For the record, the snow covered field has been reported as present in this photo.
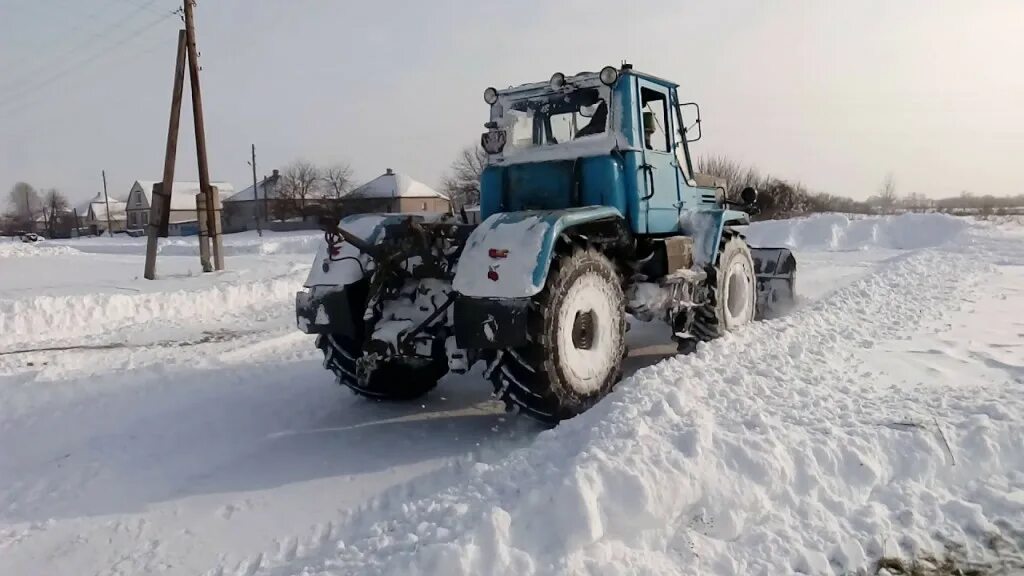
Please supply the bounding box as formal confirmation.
[1,215,1022,575]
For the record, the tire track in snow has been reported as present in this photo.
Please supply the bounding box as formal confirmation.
[250,231,1015,576]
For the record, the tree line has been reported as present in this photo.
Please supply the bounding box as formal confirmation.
[694,156,1024,220]
[439,146,1024,219]
[2,182,75,236]
[254,160,355,221]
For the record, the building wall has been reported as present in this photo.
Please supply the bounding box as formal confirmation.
[168,221,199,236]
[125,207,197,231]
[342,197,451,216]
[126,209,149,230]
[84,216,127,234]
[397,197,450,214]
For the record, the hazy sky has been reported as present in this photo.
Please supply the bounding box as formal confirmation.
[2,0,1022,206]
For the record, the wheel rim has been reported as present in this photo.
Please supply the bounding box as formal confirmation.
[724,257,753,327]
[556,272,619,395]
[571,310,596,350]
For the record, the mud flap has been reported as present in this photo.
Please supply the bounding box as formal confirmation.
[750,247,797,320]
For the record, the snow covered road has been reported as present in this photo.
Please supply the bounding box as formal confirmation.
[1,216,1022,575]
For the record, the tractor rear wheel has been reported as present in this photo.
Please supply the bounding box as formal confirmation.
[488,247,626,424]
[678,233,756,351]
[316,334,444,400]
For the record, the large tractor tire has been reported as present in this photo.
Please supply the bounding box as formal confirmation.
[488,247,626,424]
[680,233,757,350]
[316,333,445,400]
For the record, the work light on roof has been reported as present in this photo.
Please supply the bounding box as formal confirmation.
[484,86,498,105]
[549,72,566,90]
[600,66,618,86]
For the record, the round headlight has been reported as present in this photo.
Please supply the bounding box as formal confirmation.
[484,87,498,105]
[599,65,618,86]
[549,72,566,90]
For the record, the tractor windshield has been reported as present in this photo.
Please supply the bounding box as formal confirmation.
[498,87,608,153]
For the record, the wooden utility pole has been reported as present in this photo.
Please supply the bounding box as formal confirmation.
[183,0,223,271]
[144,29,187,280]
[102,170,113,236]
[251,144,262,237]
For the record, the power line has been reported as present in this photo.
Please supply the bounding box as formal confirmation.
[0,31,178,124]
[0,0,169,94]
[0,9,179,115]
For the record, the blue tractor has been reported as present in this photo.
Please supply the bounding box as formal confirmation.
[296,65,796,423]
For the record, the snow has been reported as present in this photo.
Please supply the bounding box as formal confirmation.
[2,214,1023,575]
[347,170,447,200]
[0,238,81,258]
[132,180,236,211]
[741,212,970,251]
[453,214,549,298]
[80,192,128,221]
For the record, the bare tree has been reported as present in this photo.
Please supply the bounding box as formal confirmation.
[6,182,42,231]
[441,144,488,208]
[277,160,322,219]
[878,173,897,214]
[696,155,764,201]
[321,163,355,200]
[40,188,73,236]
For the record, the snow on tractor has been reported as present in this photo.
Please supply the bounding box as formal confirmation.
[296,65,796,423]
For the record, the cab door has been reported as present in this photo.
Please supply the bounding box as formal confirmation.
[636,79,681,234]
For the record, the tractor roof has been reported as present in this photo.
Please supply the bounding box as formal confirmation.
[497,67,678,96]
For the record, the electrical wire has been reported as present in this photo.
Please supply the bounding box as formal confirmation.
[0,0,169,95]
[0,9,179,116]
[0,30,178,124]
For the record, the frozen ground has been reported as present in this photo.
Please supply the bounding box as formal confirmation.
[0,214,1021,575]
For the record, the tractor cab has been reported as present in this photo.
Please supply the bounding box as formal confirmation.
[479,65,718,235]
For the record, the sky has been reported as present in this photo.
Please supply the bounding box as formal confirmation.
[1,0,1022,207]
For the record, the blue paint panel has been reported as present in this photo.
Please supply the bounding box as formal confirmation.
[614,79,638,150]
[530,206,622,288]
[454,206,625,298]
[480,166,503,220]
[579,156,626,215]
[505,162,574,212]
[679,208,726,266]
[621,150,644,232]
[722,208,751,226]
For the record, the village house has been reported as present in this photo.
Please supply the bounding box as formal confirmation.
[221,170,282,233]
[77,192,127,235]
[344,168,450,215]
[125,180,234,236]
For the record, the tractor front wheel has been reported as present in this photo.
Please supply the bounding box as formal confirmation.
[678,233,756,351]
[488,247,626,424]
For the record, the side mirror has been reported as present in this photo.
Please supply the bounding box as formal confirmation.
[679,102,702,143]
[741,187,758,205]
[481,130,507,154]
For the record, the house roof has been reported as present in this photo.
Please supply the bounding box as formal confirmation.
[132,180,235,211]
[224,175,280,202]
[348,169,447,200]
[82,192,127,220]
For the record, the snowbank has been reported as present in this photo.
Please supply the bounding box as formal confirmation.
[0,240,81,258]
[267,224,1024,575]
[0,272,304,349]
[43,230,321,257]
[743,212,969,251]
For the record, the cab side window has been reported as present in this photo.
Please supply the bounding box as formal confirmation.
[640,87,670,153]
